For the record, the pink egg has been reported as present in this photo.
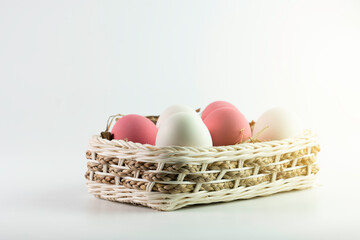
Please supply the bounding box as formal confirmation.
[111,114,158,145]
[203,107,251,146]
[201,101,237,120]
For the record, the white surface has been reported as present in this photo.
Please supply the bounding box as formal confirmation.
[1,0,360,239]
[1,160,360,240]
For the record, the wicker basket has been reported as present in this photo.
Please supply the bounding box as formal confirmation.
[85,115,320,211]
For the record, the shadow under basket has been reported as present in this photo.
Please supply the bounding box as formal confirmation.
[85,117,320,211]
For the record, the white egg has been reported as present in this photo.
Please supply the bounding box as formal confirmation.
[155,112,213,147]
[253,107,301,141]
[156,104,198,129]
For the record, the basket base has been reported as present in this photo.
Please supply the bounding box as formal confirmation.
[86,174,317,211]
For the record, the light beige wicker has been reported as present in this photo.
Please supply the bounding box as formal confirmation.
[85,115,320,211]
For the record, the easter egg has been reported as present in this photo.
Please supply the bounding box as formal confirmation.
[203,107,251,146]
[201,101,237,120]
[252,107,301,141]
[156,112,212,147]
[111,114,158,145]
[156,104,197,129]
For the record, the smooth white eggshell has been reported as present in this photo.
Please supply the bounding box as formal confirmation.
[156,112,212,147]
[156,104,198,129]
[253,107,301,141]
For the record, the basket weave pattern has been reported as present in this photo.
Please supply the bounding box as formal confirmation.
[85,126,320,210]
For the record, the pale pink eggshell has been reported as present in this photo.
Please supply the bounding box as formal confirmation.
[203,107,251,146]
[201,101,237,120]
[111,114,158,145]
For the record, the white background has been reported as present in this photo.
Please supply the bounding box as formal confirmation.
[1,0,359,239]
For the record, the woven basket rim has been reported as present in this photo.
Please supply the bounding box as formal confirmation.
[90,129,316,153]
